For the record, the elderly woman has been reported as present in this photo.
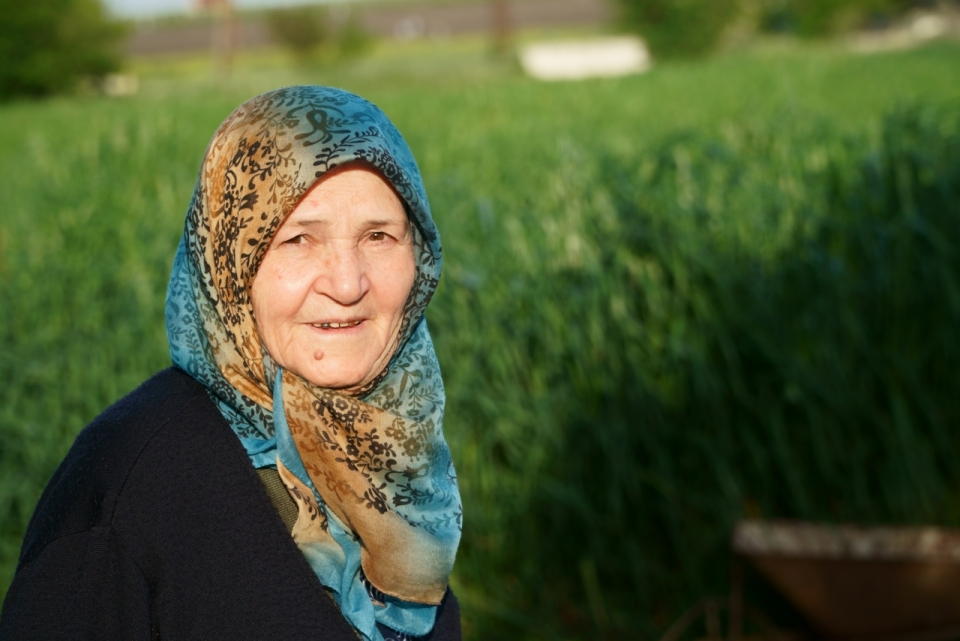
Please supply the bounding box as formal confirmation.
[0,87,462,641]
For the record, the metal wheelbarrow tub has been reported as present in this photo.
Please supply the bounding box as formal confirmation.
[733,520,960,640]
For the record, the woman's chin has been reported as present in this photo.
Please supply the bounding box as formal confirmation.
[292,350,380,390]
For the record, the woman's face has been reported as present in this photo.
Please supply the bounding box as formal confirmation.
[250,165,416,390]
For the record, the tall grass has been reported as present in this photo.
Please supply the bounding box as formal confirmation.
[2,39,960,638]
[436,106,960,637]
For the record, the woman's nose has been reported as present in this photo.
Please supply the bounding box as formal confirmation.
[313,247,369,304]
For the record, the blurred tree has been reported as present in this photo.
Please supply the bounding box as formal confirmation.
[336,16,373,60]
[266,5,373,64]
[617,0,741,58]
[0,0,126,100]
[265,5,328,62]
[759,0,933,36]
[793,0,890,35]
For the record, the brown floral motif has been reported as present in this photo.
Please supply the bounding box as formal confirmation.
[384,416,407,440]
[284,475,325,526]
[401,437,422,458]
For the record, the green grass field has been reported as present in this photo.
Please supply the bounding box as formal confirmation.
[2,35,960,638]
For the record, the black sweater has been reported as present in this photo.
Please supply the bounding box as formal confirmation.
[0,368,461,640]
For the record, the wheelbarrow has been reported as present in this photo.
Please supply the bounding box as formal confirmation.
[660,520,960,641]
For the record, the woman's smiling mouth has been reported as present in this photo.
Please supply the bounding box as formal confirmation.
[310,320,363,329]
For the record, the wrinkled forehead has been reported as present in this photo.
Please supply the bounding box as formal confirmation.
[280,162,414,233]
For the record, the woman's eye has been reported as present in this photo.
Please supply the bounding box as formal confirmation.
[283,234,307,245]
[369,231,387,242]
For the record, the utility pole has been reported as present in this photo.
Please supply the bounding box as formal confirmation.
[213,0,234,78]
[194,0,234,77]
[491,0,511,55]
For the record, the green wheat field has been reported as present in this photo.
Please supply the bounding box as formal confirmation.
[2,34,960,639]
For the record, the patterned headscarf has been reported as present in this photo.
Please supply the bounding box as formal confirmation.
[165,86,461,641]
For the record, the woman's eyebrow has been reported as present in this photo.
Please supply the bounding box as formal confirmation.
[287,218,402,228]
[362,219,400,228]
[289,218,329,228]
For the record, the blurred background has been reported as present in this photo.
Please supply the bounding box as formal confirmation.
[2,0,960,638]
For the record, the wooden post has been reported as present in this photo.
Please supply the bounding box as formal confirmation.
[212,0,234,78]
[729,556,743,641]
[491,0,510,55]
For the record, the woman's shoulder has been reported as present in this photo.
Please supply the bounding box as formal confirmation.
[77,367,219,452]
[18,367,238,568]
[53,366,220,482]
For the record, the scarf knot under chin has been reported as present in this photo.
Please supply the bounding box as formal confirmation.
[164,86,461,641]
